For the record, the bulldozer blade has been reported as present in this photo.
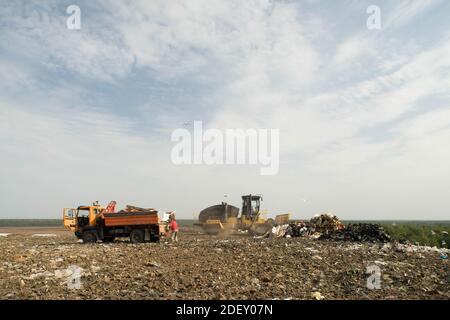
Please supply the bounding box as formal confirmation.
[249,223,273,236]
[201,223,224,235]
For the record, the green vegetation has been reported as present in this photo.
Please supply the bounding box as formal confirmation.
[176,219,197,227]
[380,223,450,248]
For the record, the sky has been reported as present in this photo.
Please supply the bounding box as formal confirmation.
[0,0,449,220]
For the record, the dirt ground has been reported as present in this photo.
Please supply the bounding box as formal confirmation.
[0,227,449,300]
[0,226,69,236]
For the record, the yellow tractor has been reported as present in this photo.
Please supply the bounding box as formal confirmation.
[197,194,288,236]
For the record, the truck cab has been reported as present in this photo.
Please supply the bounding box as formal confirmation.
[63,204,104,238]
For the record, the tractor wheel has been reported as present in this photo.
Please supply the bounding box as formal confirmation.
[130,229,145,243]
[82,231,98,243]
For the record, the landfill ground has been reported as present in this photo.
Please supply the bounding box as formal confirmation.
[0,227,449,300]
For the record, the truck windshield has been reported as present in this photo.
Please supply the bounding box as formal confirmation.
[77,209,89,217]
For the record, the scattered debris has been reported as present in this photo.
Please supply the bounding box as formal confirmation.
[374,260,387,266]
[0,227,449,300]
[311,291,325,300]
[27,271,54,280]
[54,268,73,279]
[146,261,161,268]
[385,242,450,254]
[31,234,57,237]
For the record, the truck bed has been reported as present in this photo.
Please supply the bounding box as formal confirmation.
[103,212,159,227]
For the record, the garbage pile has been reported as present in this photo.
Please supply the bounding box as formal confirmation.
[270,224,290,238]
[320,223,391,243]
[264,222,308,238]
[309,213,345,234]
[264,214,392,243]
[264,214,345,239]
[287,222,308,237]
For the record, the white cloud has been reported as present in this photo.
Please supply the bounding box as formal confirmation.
[0,59,34,91]
[384,0,445,29]
[0,0,449,219]
[334,36,369,64]
[0,1,134,82]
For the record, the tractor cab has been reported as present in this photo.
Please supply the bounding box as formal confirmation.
[241,194,263,221]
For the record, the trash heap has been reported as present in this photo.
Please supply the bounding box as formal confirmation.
[265,214,392,243]
[270,224,290,238]
[265,214,345,238]
[265,222,308,238]
[287,222,309,237]
[309,213,345,234]
[320,223,391,243]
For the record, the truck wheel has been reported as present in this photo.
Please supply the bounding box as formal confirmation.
[82,231,98,243]
[150,235,160,243]
[103,236,115,243]
[130,229,144,243]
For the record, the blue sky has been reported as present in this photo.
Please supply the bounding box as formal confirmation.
[1,0,449,219]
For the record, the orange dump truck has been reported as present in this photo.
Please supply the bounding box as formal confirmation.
[63,203,162,243]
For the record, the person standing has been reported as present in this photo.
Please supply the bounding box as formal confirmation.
[168,216,179,242]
